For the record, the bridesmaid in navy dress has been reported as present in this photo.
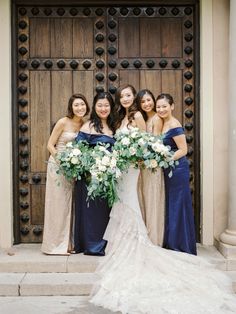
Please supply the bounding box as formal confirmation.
[155,93,197,255]
[74,92,116,256]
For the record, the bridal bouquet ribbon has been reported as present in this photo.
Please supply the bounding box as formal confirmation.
[57,128,177,206]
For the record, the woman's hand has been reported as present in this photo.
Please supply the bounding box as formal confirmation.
[134,112,146,132]
[47,118,65,158]
[172,134,187,160]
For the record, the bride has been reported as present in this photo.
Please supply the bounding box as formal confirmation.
[90,85,236,313]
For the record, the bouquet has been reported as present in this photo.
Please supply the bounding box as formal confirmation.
[56,128,178,207]
[113,127,177,177]
[143,135,177,177]
[113,127,151,170]
[87,144,122,207]
[56,140,93,181]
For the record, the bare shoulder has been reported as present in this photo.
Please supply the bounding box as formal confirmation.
[170,118,182,128]
[80,121,92,133]
[152,114,162,124]
[134,111,144,120]
[53,117,66,130]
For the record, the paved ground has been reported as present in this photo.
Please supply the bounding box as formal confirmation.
[0,296,117,314]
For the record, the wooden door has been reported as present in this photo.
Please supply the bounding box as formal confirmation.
[14,2,199,243]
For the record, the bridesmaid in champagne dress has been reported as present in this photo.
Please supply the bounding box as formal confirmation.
[136,89,165,246]
[156,93,197,255]
[41,94,90,255]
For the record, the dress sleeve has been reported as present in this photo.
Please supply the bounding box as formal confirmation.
[169,127,185,137]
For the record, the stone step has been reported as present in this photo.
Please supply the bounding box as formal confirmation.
[0,244,99,273]
[2,244,236,273]
[0,273,97,296]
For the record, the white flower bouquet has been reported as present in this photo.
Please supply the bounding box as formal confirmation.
[87,144,122,207]
[56,128,177,207]
[113,127,152,171]
[113,127,177,177]
[56,140,93,181]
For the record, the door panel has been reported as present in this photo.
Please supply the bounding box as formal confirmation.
[51,71,73,122]
[29,18,50,57]
[15,3,199,242]
[161,19,183,57]
[140,19,161,57]
[30,71,50,172]
[118,18,140,58]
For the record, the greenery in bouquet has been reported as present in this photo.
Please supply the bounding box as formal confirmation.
[113,127,151,170]
[113,127,178,177]
[56,128,178,207]
[144,136,178,177]
[87,144,122,208]
[56,140,93,181]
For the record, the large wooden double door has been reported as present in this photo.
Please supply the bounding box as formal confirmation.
[14,0,200,243]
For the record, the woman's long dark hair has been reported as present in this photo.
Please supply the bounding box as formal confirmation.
[114,84,138,129]
[136,89,156,122]
[90,92,116,134]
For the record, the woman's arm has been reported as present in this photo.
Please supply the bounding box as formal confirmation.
[47,118,65,158]
[172,134,188,160]
[153,116,163,136]
[134,112,146,131]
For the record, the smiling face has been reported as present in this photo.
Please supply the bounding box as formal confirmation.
[95,98,111,120]
[140,93,155,113]
[156,97,174,119]
[72,98,87,118]
[120,87,135,109]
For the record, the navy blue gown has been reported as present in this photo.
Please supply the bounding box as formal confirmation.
[163,127,197,255]
[74,131,115,256]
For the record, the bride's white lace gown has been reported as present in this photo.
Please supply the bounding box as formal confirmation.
[90,168,236,314]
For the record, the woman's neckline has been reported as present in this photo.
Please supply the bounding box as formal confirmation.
[162,126,183,134]
[79,131,114,139]
[62,130,78,134]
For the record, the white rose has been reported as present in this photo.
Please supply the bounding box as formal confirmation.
[95,159,101,166]
[101,156,110,166]
[138,138,145,146]
[72,148,81,156]
[110,157,117,168]
[71,156,79,165]
[112,150,118,157]
[131,131,138,138]
[152,142,162,153]
[91,171,98,179]
[150,159,158,168]
[121,137,130,145]
[66,142,73,148]
[121,129,129,135]
[98,165,106,172]
[130,147,137,155]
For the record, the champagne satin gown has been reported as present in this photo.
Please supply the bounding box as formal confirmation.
[138,115,165,246]
[41,131,76,255]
